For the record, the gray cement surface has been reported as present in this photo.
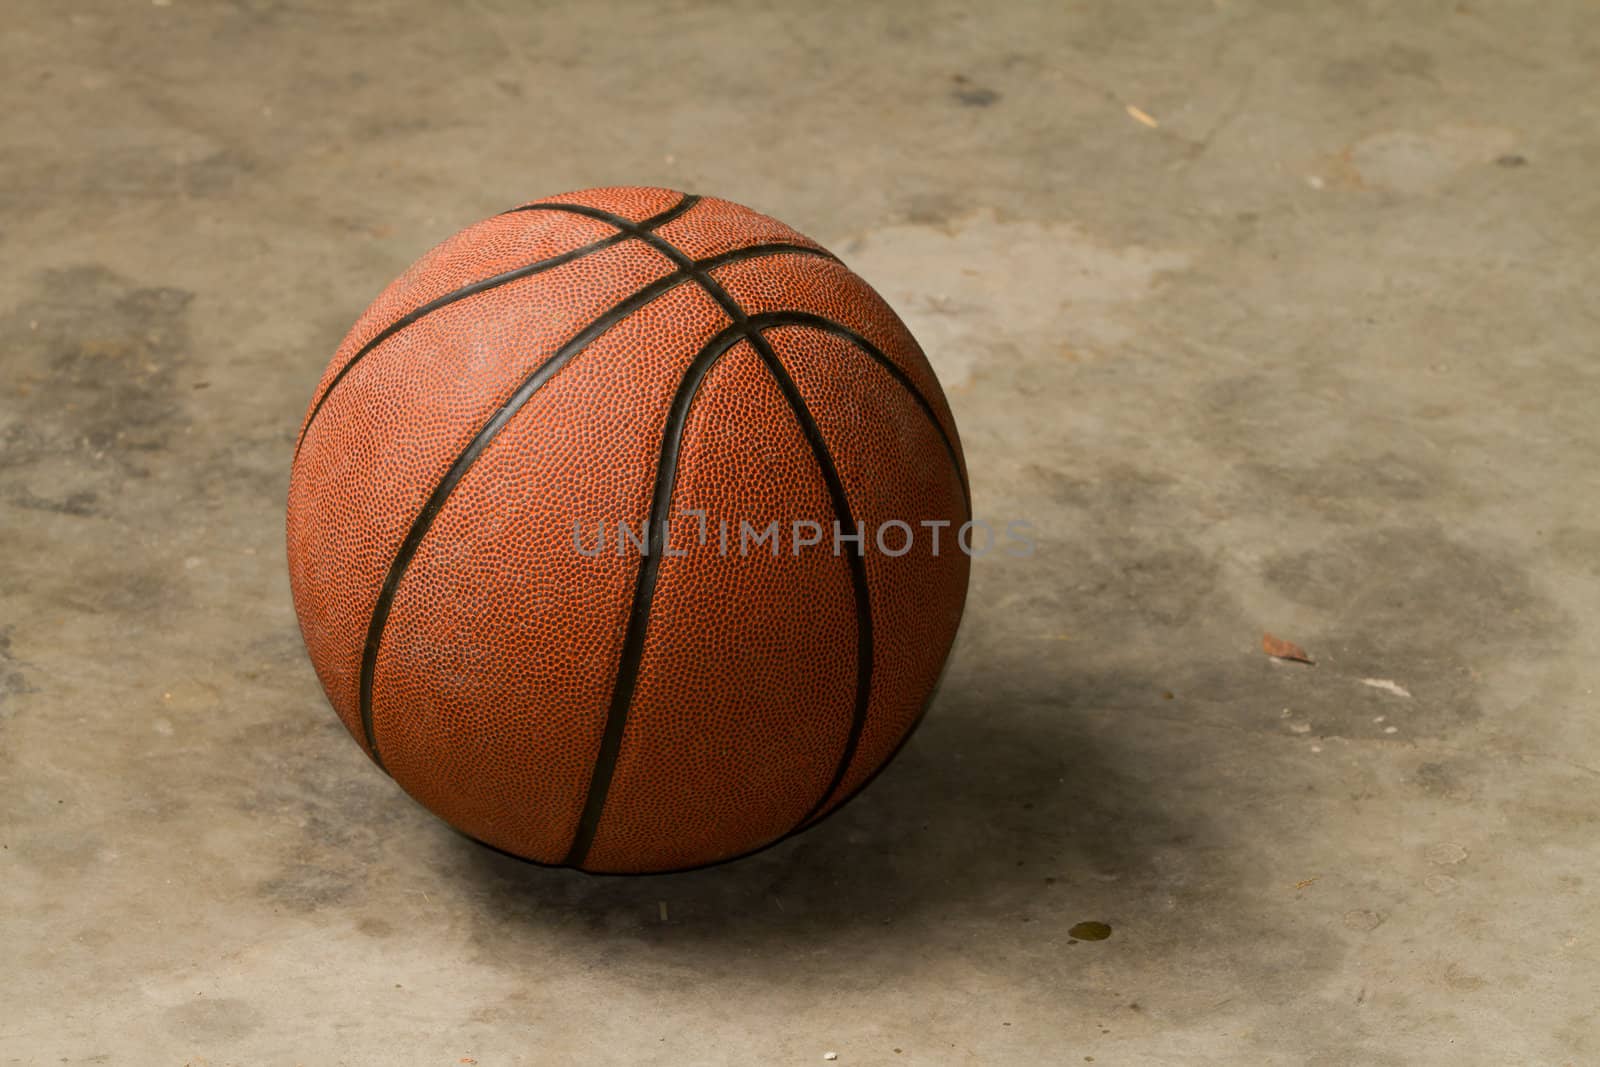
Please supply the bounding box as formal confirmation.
[3,2,1597,1064]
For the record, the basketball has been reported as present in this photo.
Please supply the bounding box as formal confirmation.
[286,187,969,873]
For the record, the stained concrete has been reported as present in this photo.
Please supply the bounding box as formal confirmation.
[2,2,1597,1064]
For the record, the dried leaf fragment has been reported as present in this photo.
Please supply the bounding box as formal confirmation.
[1262,632,1314,664]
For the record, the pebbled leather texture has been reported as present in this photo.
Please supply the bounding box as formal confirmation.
[286,187,970,873]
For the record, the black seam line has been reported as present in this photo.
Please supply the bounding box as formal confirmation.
[747,314,971,519]
[742,316,969,832]
[681,266,965,818]
[466,680,939,876]
[559,319,876,868]
[513,209,957,518]
[355,242,837,768]
[545,207,879,867]
[744,331,876,833]
[509,199,841,267]
[293,234,624,460]
[559,321,751,866]
[293,195,701,461]
[505,196,701,232]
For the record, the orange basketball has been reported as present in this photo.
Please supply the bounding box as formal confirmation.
[286,187,969,873]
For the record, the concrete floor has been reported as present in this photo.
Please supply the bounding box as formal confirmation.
[3,1,1597,1063]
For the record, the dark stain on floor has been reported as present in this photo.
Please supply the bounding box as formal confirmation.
[950,74,1000,108]
[1260,524,1560,738]
[0,627,34,711]
[236,714,407,914]
[1,266,194,477]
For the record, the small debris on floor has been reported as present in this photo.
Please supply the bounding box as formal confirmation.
[824,1052,838,1061]
[657,901,668,922]
[1069,921,1112,941]
[1361,678,1411,697]
[1262,632,1314,664]
[1125,103,1159,127]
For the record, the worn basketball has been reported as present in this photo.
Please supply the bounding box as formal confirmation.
[287,187,969,873]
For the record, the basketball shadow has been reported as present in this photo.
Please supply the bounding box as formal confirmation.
[442,654,1221,954]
